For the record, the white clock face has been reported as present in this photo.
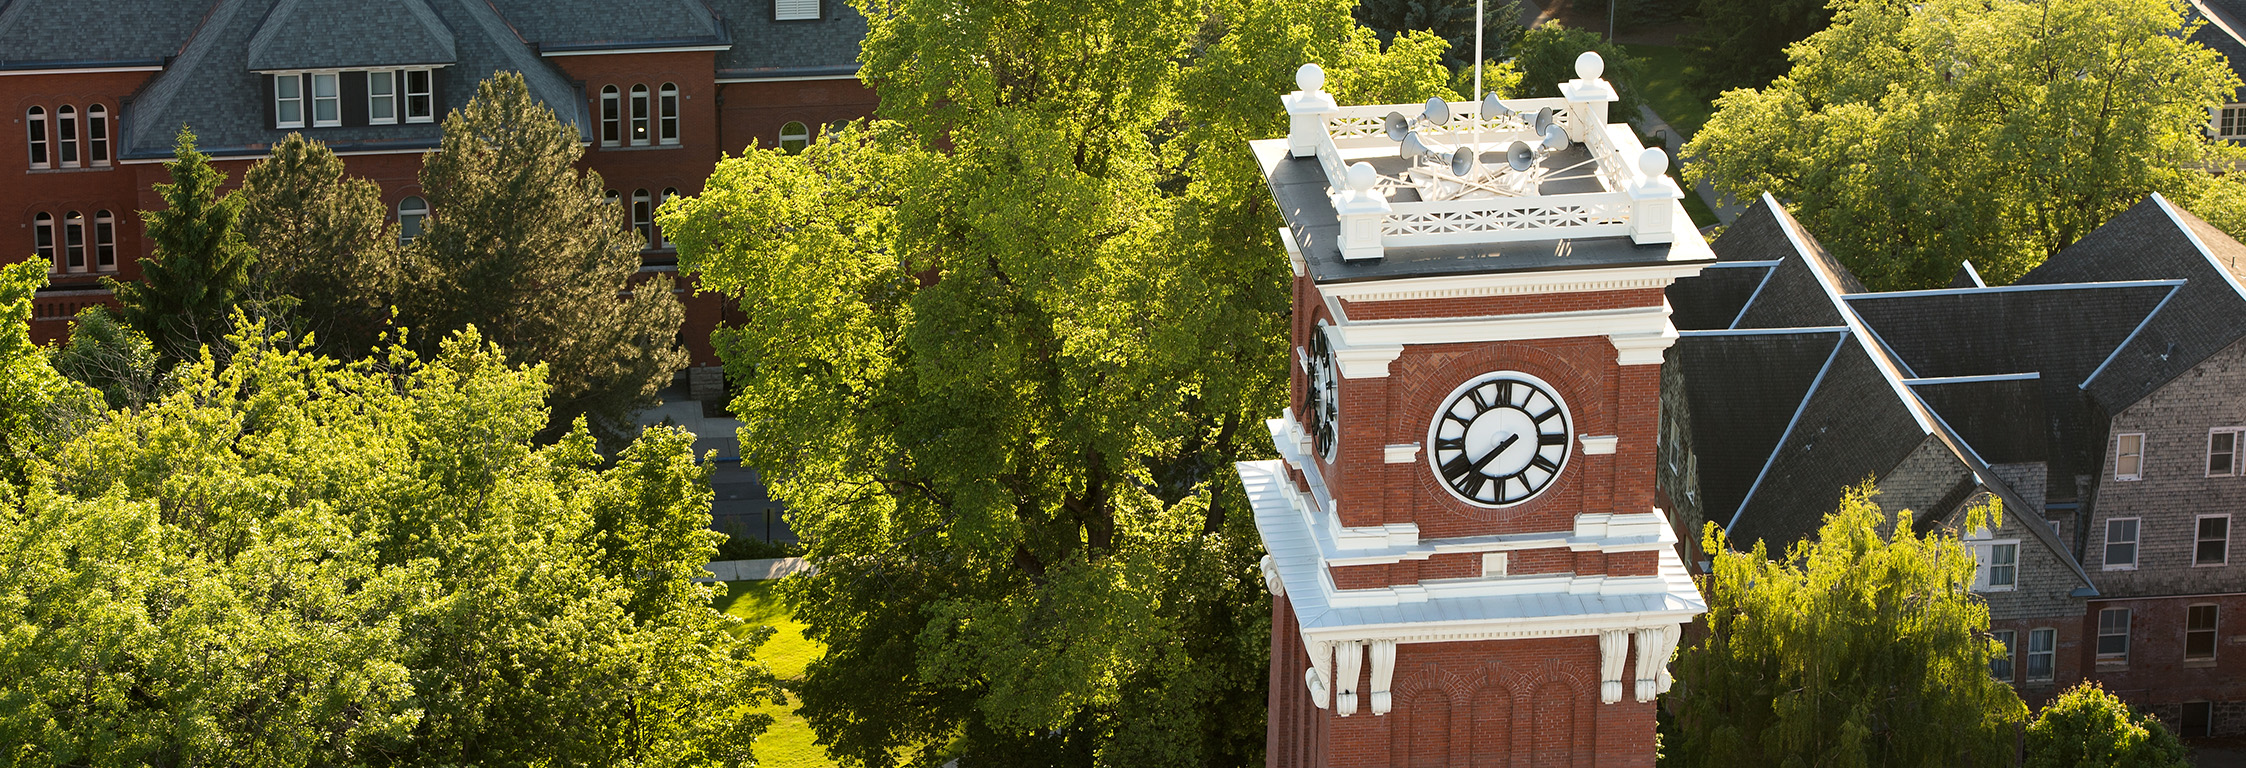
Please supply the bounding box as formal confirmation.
[1428,372,1571,507]
[1307,324,1339,461]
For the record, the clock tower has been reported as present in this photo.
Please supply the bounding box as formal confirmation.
[1242,54,1710,768]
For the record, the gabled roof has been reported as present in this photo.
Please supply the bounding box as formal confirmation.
[484,0,728,53]
[246,0,455,71]
[2190,0,2246,102]
[703,0,866,79]
[1670,329,1841,528]
[121,0,588,162]
[0,0,208,69]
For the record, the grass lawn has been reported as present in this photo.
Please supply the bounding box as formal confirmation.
[716,579,836,768]
[1621,43,1715,139]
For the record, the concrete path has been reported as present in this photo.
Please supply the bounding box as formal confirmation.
[1633,104,1744,226]
[697,557,814,583]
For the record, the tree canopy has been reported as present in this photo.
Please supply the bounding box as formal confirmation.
[1353,0,1525,71]
[0,309,781,764]
[663,0,1462,764]
[1684,0,2241,289]
[1680,0,1831,94]
[234,132,399,359]
[2024,682,2192,768]
[1661,485,2027,767]
[399,72,687,444]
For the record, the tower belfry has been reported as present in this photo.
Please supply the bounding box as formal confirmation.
[1242,54,1709,768]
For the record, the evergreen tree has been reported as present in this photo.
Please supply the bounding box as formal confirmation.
[110,127,257,368]
[1662,484,2028,767]
[235,132,399,358]
[400,72,686,444]
[663,0,1458,763]
[2026,683,2193,768]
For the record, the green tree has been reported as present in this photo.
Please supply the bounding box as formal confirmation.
[0,261,99,491]
[234,132,399,358]
[0,321,781,765]
[110,127,258,368]
[47,306,159,411]
[401,72,687,444]
[1661,484,2027,767]
[1680,0,1832,94]
[663,0,1455,764]
[1685,0,2240,289]
[1354,0,1526,70]
[1509,22,1642,118]
[2026,682,2192,768]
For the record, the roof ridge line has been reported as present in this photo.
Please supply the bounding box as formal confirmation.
[1681,326,1848,337]
[2078,282,2184,391]
[2153,192,2246,301]
[1845,278,2188,299]
[1903,372,2042,385]
[1728,330,1847,532]
[1913,397,2101,592]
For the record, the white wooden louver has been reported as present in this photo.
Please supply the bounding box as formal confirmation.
[774,0,819,20]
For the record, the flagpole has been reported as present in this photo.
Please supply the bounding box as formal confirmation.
[1474,0,1486,102]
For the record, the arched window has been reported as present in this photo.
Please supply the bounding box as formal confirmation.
[62,211,84,272]
[658,83,679,145]
[25,107,47,168]
[31,213,54,271]
[600,85,620,147]
[779,121,809,154]
[94,210,115,270]
[398,196,427,242]
[657,187,679,248]
[629,85,649,146]
[57,105,77,167]
[86,105,108,165]
[632,189,653,249]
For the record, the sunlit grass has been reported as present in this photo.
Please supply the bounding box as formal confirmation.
[718,579,836,768]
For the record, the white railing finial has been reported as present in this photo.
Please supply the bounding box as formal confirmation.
[1285,63,1340,159]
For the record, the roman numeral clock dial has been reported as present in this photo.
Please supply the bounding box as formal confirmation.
[1429,372,1571,507]
[1307,324,1340,460]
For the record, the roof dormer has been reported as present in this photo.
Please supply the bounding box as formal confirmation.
[246,0,457,72]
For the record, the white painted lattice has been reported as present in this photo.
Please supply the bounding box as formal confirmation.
[1380,195,1632,245]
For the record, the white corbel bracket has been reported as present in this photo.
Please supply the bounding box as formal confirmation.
[1261,554,1285,598]
[1598,629,1630,704]
[1368,640,1398,715]
[1334,640,1365,716]
[1635,624,1681,702]
[1306,640,1335,710]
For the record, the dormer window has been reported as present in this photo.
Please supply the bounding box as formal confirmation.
[369,71,397,124]
[276,76,305,128]
[311,73,341,127]
[404,69,433,122]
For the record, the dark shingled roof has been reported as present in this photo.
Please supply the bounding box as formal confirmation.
[246,0,456,71]
[704,0,867,78]
[484,0,727,52]
[1911,377,2048,465]
[0,0,207,68]
[1671,330,1842,533]
[1728,337,1931,549]
[1667,264,1769,331]
[121,0,589,161]
[2192,0,2246,103]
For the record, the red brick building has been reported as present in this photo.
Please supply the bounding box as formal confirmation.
[3,0,877,398]
[1241,58,1708,766]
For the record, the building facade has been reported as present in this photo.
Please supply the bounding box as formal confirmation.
[3,0,877,397]
[1243,57,1708,766]
[1664,192,2246,736]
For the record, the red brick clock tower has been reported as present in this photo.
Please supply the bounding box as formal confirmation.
[1241,54,1711,768]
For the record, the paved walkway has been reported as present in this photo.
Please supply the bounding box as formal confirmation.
[1632,104,1744,226]
[697,557,814,583]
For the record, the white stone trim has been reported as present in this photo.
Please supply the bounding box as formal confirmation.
[1332,302,1672,349]
[1314,262,1708,304]
[1368,640,1398,715]
[1261,554,1285,597]
[1578,435,1617,454]
[1599,629,1630,703]
[1334,640,1364,716]
[1383,443,1421,463]
[542,44,732,57]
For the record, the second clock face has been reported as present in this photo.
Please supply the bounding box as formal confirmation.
[1428,372,1571,507]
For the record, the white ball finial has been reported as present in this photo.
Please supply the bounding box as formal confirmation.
[1297,63,1326,92]
[1346,162,1376,192]
[1575,51,1605,81]
[1638,147,1669,178]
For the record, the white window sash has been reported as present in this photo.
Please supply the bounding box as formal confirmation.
[276,75,305,128]
[369,71,397,124]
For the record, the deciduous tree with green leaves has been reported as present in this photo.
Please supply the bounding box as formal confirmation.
[400,72,687,444]
[2025,682,2192,768]
[0,319,781,765]
[110,127,258,368]
[1509,23,1642,118]
[1685,0,2241,289]
[1661,484,2028,767]
[234,132,399,358]
[662,0,1459,764]
[1354,0,1525,70]
[48,306,159,412]
[1679,0,1831,94]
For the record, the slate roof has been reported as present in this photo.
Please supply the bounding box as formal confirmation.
[120,0,589,161]
[246,0,456,71]
[1669,329,1841,531]
[0,0,207,68]
[484,0,728,53]
[2191,0,2246,102]
[704,0,867,78]
[1666,262,1769,331]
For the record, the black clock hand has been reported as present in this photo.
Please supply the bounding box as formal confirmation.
[1468,433,1519,476]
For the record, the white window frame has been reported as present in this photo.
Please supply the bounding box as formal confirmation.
[2198,514,2230,567]
[2104,517,2139,571]
[2026,628,2056,682]
[2223,105,2246,139]
[403,69,434,123]
[1974,540,2019,592]
[2097,607,2131,661]
[368,70,397,125]
[1989,629,2015,682]
[275,75,305,128]
[86,104,108,166]
[2188,604,2219,661]
[397,196,427,242]
[2115,432,2145,480]
[629,85,649,146]
[779,121,810,153]
[31,213,54,272]
[310,72,340,127]
[775,0,821,21]
[61,210,84,273]
[658,83,679,145]
[93,210,114,271]
[56,105,77,168]
[632,189,653,248]
[2213,428,2244,477]
[600,85,620,146]
[25,106,47,169]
